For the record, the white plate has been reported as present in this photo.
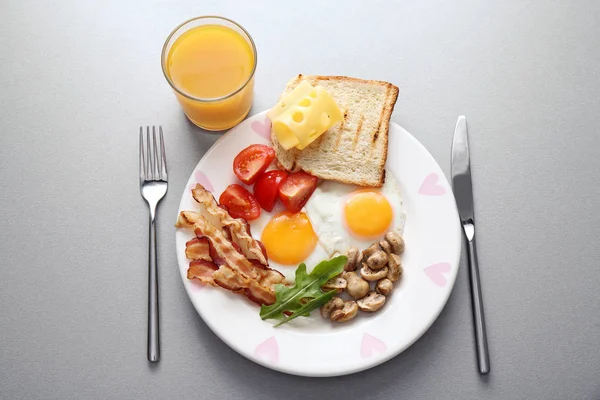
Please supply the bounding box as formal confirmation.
[175,111,461,377]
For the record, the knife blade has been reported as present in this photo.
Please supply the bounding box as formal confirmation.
[451,116,474,224]
[451,115,490,375]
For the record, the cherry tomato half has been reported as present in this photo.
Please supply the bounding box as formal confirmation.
[219,184,261,220]
[253,170,288,212]
[233,145,276,185]
[278,171,319,213]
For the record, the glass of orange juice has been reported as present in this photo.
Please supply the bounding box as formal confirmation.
[161,16,257,131]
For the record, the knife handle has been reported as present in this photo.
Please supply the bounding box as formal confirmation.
[465,222,490,375]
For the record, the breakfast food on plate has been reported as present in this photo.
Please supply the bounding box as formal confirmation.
[270,75,399,188]
[253,170,288,211]
[259,256,347,327]
[188,184,267,265]
[178,170,405,324]
[176,184,285,305]
[304,172,405,256]
[177,74,406,327]
[219,184,261,220]
[318,232,405,323]
[233,144,275,185]
[267,81,343,150]
[178,184,346,324]
[246,162,404,284]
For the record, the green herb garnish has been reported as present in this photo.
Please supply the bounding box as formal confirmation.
[260,256,347,327]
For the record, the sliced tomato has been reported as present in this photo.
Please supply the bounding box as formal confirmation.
[219,184,261,220]
[233,144,276,185]
[253,170,288,212]
[278,171,319,213]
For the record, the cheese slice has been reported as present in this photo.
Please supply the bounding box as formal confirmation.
[268,81,315,120]
[267,82,343,150]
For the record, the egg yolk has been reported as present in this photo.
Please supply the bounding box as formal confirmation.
[344,190,393,238]
[261,211,318,265]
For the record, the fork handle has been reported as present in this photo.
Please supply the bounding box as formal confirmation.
[147,213,160,362]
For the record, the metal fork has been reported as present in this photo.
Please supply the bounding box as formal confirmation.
[139,126,168,363]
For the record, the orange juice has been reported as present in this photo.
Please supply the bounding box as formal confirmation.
[162,18,256,131]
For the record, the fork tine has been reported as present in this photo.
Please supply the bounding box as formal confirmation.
[139,127,145,180]
[159,126,168,180]
[153,126,160,180]
[146,126,153,180]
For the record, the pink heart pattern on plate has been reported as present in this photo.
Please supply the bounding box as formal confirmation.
[361,333,387,358]
[424,262,451,287]
[251,117,272,140]
[254,336,279,364]
[418,173,446,196]
[190,170,214,193]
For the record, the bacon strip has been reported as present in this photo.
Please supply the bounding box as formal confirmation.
[191,184,268,265]
[246,281,276,305]
[193,214,258,280]
[185,237,211,261]
[192,216,284,305]
[187,257,281,305]
[176,210,204,229]
[213,265,248,292]
[188,263,278,305]
[258,269,286,287]
[187,260,218,286]
[179,184,288,306]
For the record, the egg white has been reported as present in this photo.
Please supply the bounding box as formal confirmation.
[305,169,406,257]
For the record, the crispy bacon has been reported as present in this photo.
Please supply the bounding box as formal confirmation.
[258,269,286,287]
[245,281,276,305]
[222,223,269,263]
[185,237,211,261]
[179,184,289,307]
[177,210,231,242]
[244,270,285,305]
[213,265,248,292]
[248,258,269,270]
[193,214,258,280]
[257,241,268,263]
[200,236,227,266]
[187,260,218,286]
[231,241,244,255]
[187,259,280,304]
[187,260,279,305]
[191,184,268,265]
[176,210,202,229]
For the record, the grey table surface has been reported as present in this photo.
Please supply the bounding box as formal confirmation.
[1,0,600,399]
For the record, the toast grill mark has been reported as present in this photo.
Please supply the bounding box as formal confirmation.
[374,86,390,143]
[333,109,349,151]
[353,115,364,150]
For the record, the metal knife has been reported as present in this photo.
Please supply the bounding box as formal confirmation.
[451,115,490,375]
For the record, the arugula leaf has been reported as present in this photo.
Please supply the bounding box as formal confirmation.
[273,290,337,327]
[260,256,347,326]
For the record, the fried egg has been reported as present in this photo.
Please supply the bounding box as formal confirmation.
[249,169,404,281]
[305,169,405,256]
[249,204,329,281]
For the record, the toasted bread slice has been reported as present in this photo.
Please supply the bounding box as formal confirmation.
[271,75,399,187]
